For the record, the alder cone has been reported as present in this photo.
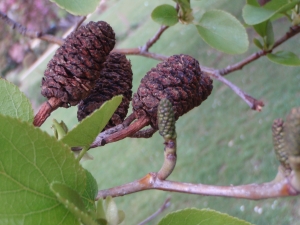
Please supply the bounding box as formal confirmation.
[77,52,133,129]
[41,21,115,107]
[132,54,213,128]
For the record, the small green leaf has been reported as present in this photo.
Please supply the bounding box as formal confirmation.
[61,96,122,148]
[50,182,98,225]
[151,4,178,26]
[105,196,119,225]
[52,119,68,140]
[265,20,274,49]
[243,0,300,25]
[173,0,194,23]
[157,208,253,225]
[253,38,263,49]
[267,51,300,66]
[253,21,268,37]
[195,10,249,54]
[117,210,125,224]
[0,114,88,224]
[50,0,100,15]
[0,78,34,122]
[96,199,106,220]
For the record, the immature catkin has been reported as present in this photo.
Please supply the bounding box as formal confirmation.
[158,98,177,140]
[272,118,290,170]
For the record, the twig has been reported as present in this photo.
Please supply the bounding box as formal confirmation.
[137,197,171,225]
[289,156,300,191]
[220,25,300,76]
[141,25,169,52]
[203,67,264,111]
[91,114,150,147]
[157,139,177,180]
[0,11,64,46]
[73,16,87,31]
[33,98,63,127]
[112,48,168,61]
[130,127,156,138]
[96,170,299,200]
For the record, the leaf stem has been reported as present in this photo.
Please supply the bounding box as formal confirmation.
[157,139,177,180]
[76,146,89,162]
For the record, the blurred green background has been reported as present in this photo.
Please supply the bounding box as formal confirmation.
[12,0,300,224]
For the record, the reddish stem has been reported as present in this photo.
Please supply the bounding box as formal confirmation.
[91,115,151,147]
[33,98,62,127]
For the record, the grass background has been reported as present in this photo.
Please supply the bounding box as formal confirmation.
[17,0,300,224]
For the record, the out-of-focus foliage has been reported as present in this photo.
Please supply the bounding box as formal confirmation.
[0,0,73,76]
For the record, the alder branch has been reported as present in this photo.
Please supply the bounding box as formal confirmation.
[0,11,64,46]
[97,169,299,200]
[220,25,300,76]
[137,197,171,225]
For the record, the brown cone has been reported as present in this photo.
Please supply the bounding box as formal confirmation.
[41,21,115,107]
[132,54,213,129]
[77,52,133,130]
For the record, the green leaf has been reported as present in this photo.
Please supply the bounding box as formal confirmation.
[253,21,268,37]
[0,114,88,224]
[173,0,194,23]
[50,0,100,15]
[195,10,249,54]
[247,0,260,6]
[82,169,98,211]
[151,4,178,26]
[267,51,300,66]
[265,20,274,49]
[61,96,122,148]
[50,182,98,225]
[157,208,254,225]
[0,78,33,122]
[253,38,263,49]
[243,0,300,25]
